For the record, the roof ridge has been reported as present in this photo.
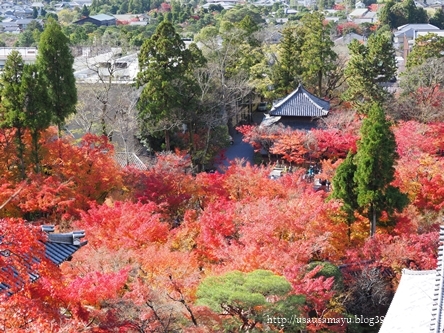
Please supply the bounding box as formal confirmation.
[269,84,330,118]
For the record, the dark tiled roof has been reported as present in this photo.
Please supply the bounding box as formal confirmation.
[45,231,87,265]
[0,226,87,296]
[269,85,330,117]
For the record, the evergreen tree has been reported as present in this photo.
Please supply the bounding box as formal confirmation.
[430,8,444,29]
[331,151,358,242]
[36,18,77,135]
[406,33,444,69]
[344,32,396,110]
[137,21,205,151]
[298,12,337,97]
[15,30,35,47]
[379,0,427,29]
[0,54,51,178]
[271,13,336,97]
[332,104,408,237]
[354,104,408,236]
[0,52,27,179]
[405,0,428,23]
[81,4,90,17]
[21,64,51,173]
[197,270,305,332]
[272,25,303,96]
[128,0,143,13]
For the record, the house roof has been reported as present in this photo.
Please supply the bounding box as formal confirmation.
[90,14,115,21]
[379,226,444,333]
[334,32,365,45]
[43,225,87,265]
[259,113,282,128]
[0,225,87,296]
[348,8,368,17]
[269,85,330,117]
[395,24,439,36]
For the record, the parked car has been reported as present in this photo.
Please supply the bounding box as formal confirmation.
[257,102,267,112]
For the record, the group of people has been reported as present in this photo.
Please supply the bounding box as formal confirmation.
[305,164,321,181]
[305,165,331,191]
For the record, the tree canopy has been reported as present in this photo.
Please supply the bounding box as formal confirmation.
[270,13,337,98]
[344,32,396,110]
[406,33,444,69]
[332,104,409,236]
[197,270,305,331]
[137,21,205,152]
[36,18,77,135]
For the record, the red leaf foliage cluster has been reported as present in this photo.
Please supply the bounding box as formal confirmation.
[0,119,443,331]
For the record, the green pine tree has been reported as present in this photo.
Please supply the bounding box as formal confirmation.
[406,33,444,69]
[36,18,77,136]
[137,21,205,151]
[81,4,90,17]
[344,32,396,111]
[197,270,305,332]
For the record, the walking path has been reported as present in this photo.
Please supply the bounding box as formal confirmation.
[214,131,255,172]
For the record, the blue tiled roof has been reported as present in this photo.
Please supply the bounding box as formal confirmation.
[0,226,87,296]
[269,85,330,117]
[44,241,84,265]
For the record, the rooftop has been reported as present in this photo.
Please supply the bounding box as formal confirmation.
[90,14,115,21]
[269,85,330,118]
[0,225,87,296]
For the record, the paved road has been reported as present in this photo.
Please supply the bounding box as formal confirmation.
[214,131,255,172]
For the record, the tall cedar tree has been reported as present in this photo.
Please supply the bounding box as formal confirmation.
[344,33,396,110]
[330,151,358,242]
[333,104,408,237]
[137,21,204,151]
[273,13,336,97]
[37,18,77,135]
[0,55,50,178]
[0,51,27,179]
[21,64,51,173]
[298,12,337,97]
[272,25,303,96]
